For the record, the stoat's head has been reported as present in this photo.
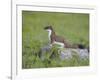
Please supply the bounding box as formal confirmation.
[44,25,53,32]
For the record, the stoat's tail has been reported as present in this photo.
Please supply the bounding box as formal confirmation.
[77,44,89,52]
[64,43,89,52]
[77,44,85,49]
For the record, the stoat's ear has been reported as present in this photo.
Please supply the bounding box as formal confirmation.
[49,25,52,28]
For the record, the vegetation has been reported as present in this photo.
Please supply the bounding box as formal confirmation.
[22,11,89,69]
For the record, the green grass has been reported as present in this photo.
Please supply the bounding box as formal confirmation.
[22,11,89,69]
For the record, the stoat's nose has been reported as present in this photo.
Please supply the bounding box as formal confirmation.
[44,27,46,30]
[44,27,49,30]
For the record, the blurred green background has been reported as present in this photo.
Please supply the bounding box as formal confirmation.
[22,11,89,69]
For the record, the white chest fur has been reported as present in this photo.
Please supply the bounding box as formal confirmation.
[47,30,52,41]
[46,30,64,48]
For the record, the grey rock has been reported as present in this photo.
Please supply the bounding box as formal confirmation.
[40,45,51,60]
[59,49,73,60]
[59,49,89,60]
[40,45,89,60]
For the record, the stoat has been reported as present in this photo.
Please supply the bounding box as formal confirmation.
[44,25,85,49]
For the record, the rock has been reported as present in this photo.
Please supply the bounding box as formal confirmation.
[40,45,52,60]
[59,49,89,60]
[41,45,51,53]
[77,49,89,59]
[40,45,89,60]
[59,49,73,60]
